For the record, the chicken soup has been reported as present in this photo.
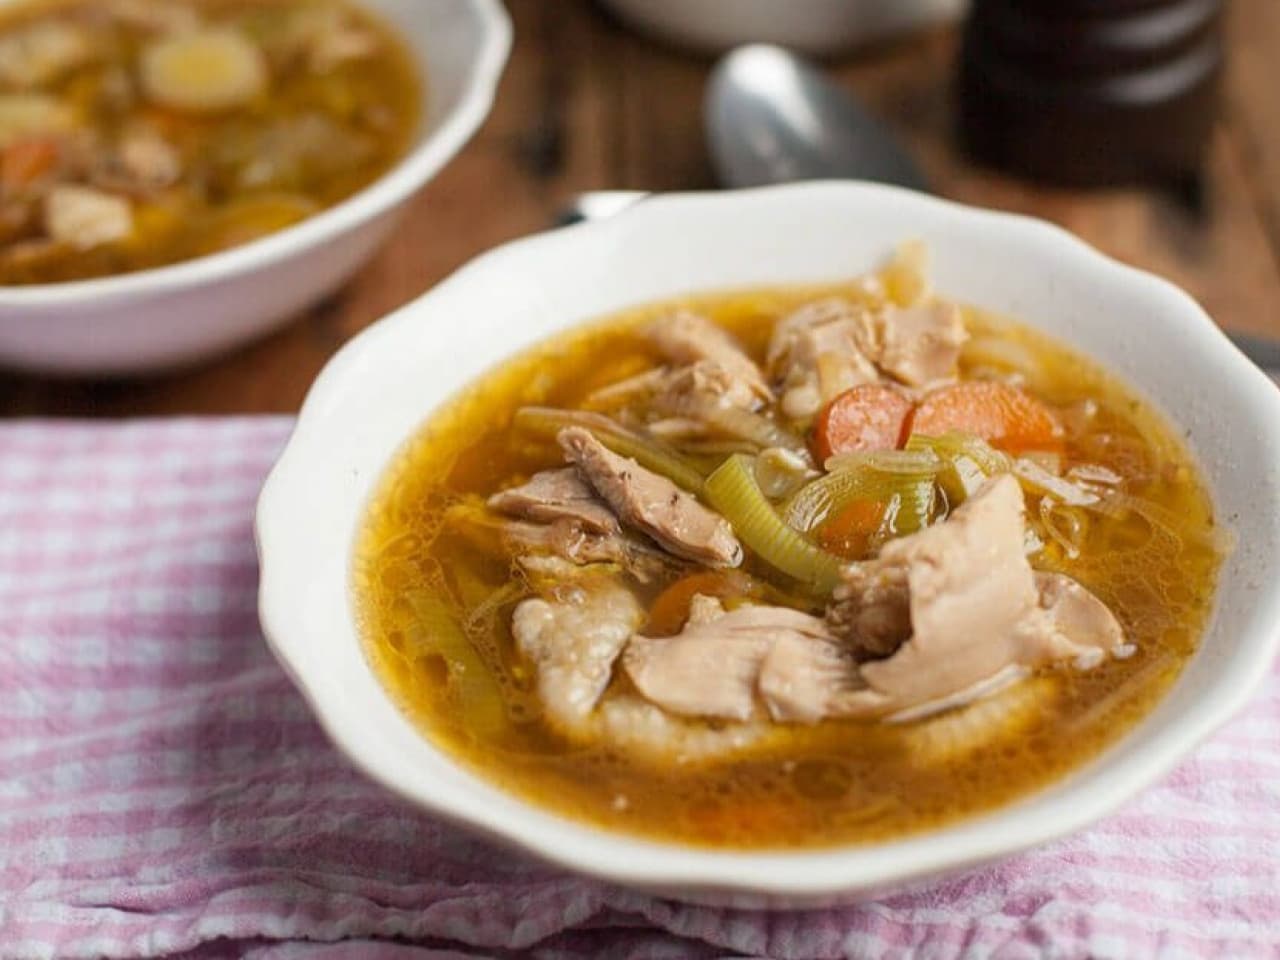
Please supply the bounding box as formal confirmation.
[0,0,419,284]
[354,247,1226,849]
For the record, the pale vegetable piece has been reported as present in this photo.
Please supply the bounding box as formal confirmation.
[0,21,96,89]
[140,29,268,113]
[754,447,816,500]
[44,185,134,249]
[118,127,181,190]
[0,94,76,149]
[704,454,843,592]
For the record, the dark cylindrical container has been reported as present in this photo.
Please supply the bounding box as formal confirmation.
[958,0,1225,187]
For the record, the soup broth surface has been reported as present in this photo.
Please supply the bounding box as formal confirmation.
[355,281,1222,849]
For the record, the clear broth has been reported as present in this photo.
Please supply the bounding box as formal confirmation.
[353,284,1222,849]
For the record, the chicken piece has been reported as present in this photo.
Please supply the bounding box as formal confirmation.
[488,468,619,535]
[511,578,643,731]
[650,362,745,420]
[685,592,727,626]
[826,561,912,662]
[92,127,182,195]
[117,127,181,190]
[767,299,881,421]
[623,605,840,722]
[826,475,1127,719]
[43,185,133,248]
[758,634,864,724]
[875,302,967,387]
[501,518,670,582]
[648,311,771,409]
[1030,571,1126,668]
[559,427,742,568]
[0,22,96,89]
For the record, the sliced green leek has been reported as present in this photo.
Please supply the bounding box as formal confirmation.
[879,477,936,538]
[906,432,1010,506]
[824,448,942,476]
[785,456,939,535]
[704,454,844,593]
[405,591,507,738]
[513,406,705,493]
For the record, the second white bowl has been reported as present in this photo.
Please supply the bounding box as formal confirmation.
[0,0,511,375]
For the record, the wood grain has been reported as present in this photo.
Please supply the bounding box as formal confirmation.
[2,0,1276,417]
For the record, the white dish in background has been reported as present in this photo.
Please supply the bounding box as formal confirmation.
[256,182,1280,907]
[599,0,967,57]
[0,0,511,376]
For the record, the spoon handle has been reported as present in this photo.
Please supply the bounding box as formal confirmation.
[1228,332,1280,374]
[555,190,649,226]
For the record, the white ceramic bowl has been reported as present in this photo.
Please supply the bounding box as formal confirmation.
[0,0,511,376]
[598,0,967,57]
[257,183,1280,906]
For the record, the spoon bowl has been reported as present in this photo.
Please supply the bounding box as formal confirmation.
[705,44,928,191]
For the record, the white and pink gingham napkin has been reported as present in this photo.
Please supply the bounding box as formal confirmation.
[2,418,1278,960]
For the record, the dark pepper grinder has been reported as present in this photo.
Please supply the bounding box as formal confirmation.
[957,0,1225,189]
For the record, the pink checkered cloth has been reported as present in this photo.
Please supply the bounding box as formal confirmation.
[2,417,1279,960]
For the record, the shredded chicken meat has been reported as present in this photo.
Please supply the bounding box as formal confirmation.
[649,311,772,410]
[624,599,860,724]
[559,426,743,568]
[826,475,1125,719]
[511,578,643,732]
[767,297,969,421]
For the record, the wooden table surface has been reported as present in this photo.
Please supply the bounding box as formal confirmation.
[2,0,1277,417]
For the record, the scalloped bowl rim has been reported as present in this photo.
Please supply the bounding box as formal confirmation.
[256,182,1280,901]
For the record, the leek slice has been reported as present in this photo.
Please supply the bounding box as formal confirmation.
[704,455,843,593]
[513,406,705,493]
[906,432,1010,506]
[141,29,268,113]
[786,454,939,535]
[880,477,937,538]
[405,591,507,738]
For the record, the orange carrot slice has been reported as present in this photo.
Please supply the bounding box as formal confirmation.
[908,381,1063,454]
[644,570,760,636]
[812,384,913,463]
[1,138,59,191]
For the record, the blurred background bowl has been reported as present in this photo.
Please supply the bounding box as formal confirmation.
[597,0,967,57]
[0,0,511,376]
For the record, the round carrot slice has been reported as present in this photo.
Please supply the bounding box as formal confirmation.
[812,384,914,463]
[908,381,1063,453]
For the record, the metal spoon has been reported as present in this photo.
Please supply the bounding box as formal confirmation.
[560,45,1279,371]
[705,44,927,191]
[559,45,924,223]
